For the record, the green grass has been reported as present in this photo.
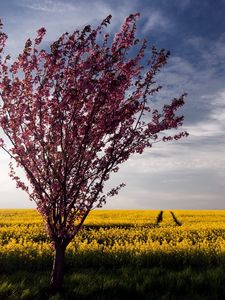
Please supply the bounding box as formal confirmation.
[1,266,225,300]
[1,252,225,299]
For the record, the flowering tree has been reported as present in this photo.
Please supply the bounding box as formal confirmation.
[0,14,188,292]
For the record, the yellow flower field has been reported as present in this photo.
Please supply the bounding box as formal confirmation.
[1,209,225,260]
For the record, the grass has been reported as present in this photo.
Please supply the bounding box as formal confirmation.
[1,265,225,299]
[1,251,225,299]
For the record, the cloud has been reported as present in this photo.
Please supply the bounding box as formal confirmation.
[104,169,225,209]
[20,0,76,13]
[186,34,225,71]
[3,0,139,59]
[1,0,225,209]
[104,45,225,208]
[210,91,225,122]
[142,10,172,33]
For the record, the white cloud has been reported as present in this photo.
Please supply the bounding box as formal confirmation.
[1,0,225,209]
[5,0,135,58]
[186,34,225,71]
[210,91,225,121]
[121,137,225,174]
[142,10,172,33]
[21,0,76,13]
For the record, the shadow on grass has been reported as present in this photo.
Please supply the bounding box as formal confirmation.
[1,248,223,274]
[1,251,225,299]
[1,266,225,300]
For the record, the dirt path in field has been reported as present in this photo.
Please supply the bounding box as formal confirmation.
[156,211,182,226]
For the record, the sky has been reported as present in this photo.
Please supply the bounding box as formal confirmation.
[0,0,225,209]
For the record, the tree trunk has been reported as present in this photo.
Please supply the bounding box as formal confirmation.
[50,244,66,293]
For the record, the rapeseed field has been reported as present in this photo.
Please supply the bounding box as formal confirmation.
[1,209,225,258]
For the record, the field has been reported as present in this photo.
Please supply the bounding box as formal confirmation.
[1,209,225,299]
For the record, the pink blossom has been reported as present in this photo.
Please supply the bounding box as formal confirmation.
[0,14,188,290]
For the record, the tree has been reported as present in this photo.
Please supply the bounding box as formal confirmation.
[0,14,188,292]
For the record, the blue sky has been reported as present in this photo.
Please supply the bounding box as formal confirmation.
[0,0,225,209]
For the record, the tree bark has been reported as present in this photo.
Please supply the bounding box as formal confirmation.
[50,244,66,293]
